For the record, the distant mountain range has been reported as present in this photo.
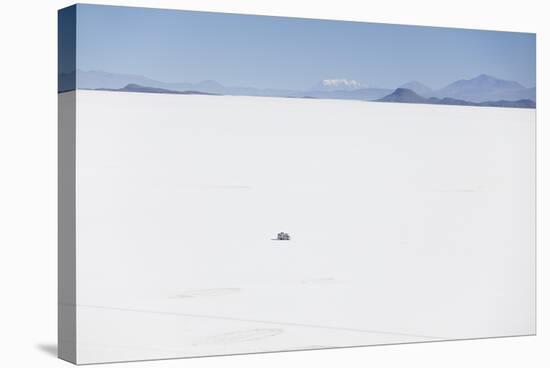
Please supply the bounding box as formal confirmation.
[96,83,219,96]
[399,81,433,97]
[61,70,535,108]
[430,74,536,102]
[377,88,535,109]
[62,70,299,97]
[302,88,393,101]
[397,74,535,103]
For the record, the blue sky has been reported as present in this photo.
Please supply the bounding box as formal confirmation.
[74,4,536,90]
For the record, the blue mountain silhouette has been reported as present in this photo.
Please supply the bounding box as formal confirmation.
[68,70,535,108]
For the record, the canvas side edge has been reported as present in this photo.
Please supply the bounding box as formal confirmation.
[58,4,77,364]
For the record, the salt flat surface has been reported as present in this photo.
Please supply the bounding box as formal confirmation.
[71,90,535,363]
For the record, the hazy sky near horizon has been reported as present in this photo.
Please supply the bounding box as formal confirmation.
[74,4,536,90]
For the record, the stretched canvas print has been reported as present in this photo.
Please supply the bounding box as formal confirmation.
[58,4,536,364]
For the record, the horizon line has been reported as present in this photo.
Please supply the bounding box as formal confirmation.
[66,69,536,92]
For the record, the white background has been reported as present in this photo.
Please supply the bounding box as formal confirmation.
[0,0,547,367]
